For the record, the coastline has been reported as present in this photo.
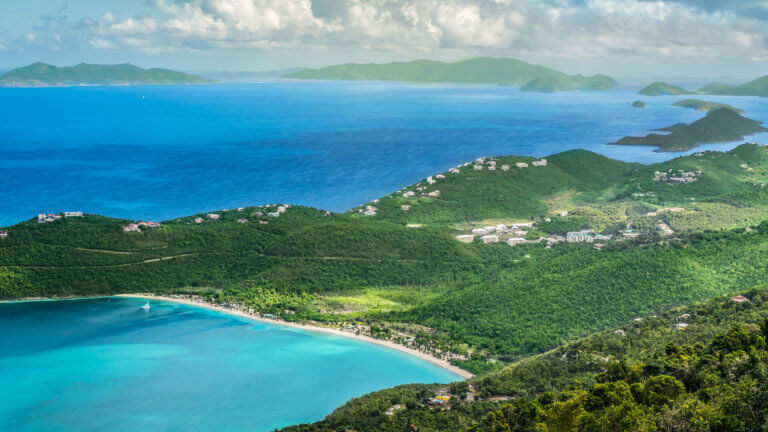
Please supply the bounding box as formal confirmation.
[115,293,474,379]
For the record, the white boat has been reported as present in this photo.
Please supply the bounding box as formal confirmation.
[140,302,150,310]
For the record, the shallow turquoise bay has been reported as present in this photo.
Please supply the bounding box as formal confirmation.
[0,298,461,431]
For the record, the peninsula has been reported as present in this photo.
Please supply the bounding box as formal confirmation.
[699,74,768,97]
[611,107,766,151]
[283,57,617,93]
[0,62,215,87]
[671,98,744,113]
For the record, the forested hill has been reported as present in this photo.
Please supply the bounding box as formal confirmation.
[280,283,768,432]
[283,57,617,93]
[0,62,215,87]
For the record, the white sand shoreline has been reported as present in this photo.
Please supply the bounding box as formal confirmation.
[111,294,474,379]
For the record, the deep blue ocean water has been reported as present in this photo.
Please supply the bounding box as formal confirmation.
[1,81,767,227]
[0,298,461,431]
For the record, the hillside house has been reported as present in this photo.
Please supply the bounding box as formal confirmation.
[253,211,264,217]
[675,323,689,330]
[277,206,287,213]
[481,235,499,244]
[237,219,248,224]
[449,168,460,174]
[731,295,749,303]
[207,213,220,220]
[267,212,280,218]
[488,165,496,170]
[507,237,526,246]
[614,329,626,337]
[516,162,529,168]
[364,210,377,216]
[237,207,245,211]
[427,176,435,184]
[0,231,7,239]
[63,211,83,217]
[138,221,161,228]
[123,224,140,232]
[37,213,62,223]
[194,217,203,224]
[501,165,510,171]
[476,158,485,164]
[473,165,483,170]
[532,159,547,166]
[456,235,474,243]
[495,224,507,233]
[488,160,497,166]
[404,191,416,197]
[401,205,411,211]
[436,174,445,179]
[427,191,440,197]
[471,228,489,236]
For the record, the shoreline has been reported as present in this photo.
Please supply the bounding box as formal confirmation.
[114,294,474,379]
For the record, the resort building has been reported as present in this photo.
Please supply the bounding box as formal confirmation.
[516,162,529,168]
[37,213,62,223]
[507,237,526,246]
[494,224,507,233]
[63,211,83,217]
[532,159,547,166]
[481,235,499,244]
[456,235,474,243]
[567,230,595,243]
[501,165,510,171]
[471,228,489,236]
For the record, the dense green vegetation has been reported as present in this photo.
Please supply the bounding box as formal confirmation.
[284,57,617,92]
[638,82,692,96]
[0,62,214,86]
[280,285,768,432]
[611,108,766,151]
[672,99,744,113]
[700,74,768,98]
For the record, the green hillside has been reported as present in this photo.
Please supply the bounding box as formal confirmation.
[0,62,215,86]
[701,74,768,97]
[638,82,692,96]
[632,100,647,108]
[284,57,617,92]
[611,108,766,151]
[281,284,768,432]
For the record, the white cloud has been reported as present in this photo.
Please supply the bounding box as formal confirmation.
[10,0,768,67]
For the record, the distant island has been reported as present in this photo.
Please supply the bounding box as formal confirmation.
[0,62,215,87]
[611,107,767,152]
[698,74,768,97]
[283,57,617,93]
[672,99,744,113]
[637,81,692,96]
[631,100,647,108]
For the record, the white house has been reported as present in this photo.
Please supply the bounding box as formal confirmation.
[532,159,547,166]
[481,235,499,244]
[506,237,526,246]
[473,165,483,170]
[501,165,510,171]
[516,163,529,168]
[207,213,220,220]
[456,235,474,243]
[401,205,411,211]
[63,211,83,217]
[0,231,7,239]
[471,228,489,236]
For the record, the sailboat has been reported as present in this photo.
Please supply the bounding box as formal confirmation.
[140,301,151,310]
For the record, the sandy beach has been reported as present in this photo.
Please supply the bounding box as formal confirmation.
[115,293,474,379]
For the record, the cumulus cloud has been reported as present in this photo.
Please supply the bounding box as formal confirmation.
[11,0,768,65]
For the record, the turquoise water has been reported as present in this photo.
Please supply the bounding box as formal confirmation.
[0,298,461,431]
[1,82,767,227]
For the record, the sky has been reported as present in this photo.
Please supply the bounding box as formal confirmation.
[0,0,767,81]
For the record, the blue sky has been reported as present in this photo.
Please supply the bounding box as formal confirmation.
[0,0,767,80]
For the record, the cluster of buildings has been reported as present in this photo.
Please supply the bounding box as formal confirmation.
[469,157,547,172]
[456,222,536,246]
[123,221,162,232]
[37,211,83,224]
[653,169,701,183]
[566,229,612,243]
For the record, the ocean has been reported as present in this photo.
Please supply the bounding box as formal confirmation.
[0,297,461,431]
[1,81,766,227]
